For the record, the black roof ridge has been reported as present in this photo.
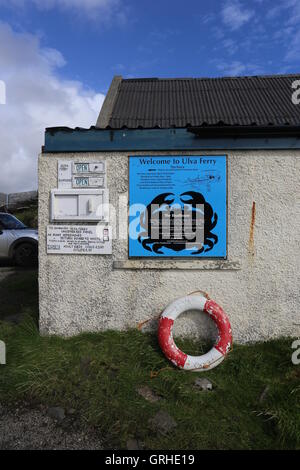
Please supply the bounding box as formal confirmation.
[45,124,300,133]
[122,73,300,82]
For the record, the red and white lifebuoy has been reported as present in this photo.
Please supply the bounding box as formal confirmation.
[158,295,232,371]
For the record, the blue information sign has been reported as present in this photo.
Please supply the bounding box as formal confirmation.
[129,155,227,258]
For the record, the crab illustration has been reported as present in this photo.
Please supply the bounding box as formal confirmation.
[137,191,218,255]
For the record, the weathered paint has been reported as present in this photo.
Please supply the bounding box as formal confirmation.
[158,317,187,368]
[248,201,256,257]
[204,299,233,356]
[158,295,232,371]
[44,128,300,152]
[113,259,241,270]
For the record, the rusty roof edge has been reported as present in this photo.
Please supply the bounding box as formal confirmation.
[96,75,123,128]
[45,124,300,134]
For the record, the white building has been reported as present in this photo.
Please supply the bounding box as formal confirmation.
[38,74,300,342]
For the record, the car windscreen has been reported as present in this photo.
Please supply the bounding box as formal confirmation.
[0,214,27,229]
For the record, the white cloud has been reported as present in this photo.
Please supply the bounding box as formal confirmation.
[222,38,238,55]
[0,0,124,22]
[284,0,300,27]
[201,13,215,25]
[216,60,247,76]
[285,29,300,61]
[0,22,105,193]
[267,0,300,25]
[264,0,300,62]
[2,0,116,11]
[215,60,265,76]
[221,0,254,30]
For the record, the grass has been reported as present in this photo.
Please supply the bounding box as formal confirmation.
[0,269,299,449]
[0,270,38,321]
[0,320,299,450]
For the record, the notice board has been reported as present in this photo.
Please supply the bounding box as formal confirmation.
[47,225,112,254]
[129,155,227,258]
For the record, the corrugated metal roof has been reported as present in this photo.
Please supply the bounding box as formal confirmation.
[100,74,300,129]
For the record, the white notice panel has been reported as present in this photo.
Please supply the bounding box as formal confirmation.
[50,189,109,222]
[47,225,112,254]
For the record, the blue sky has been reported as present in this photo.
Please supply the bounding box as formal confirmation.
[1,0,300,92]
[0,0,299,191]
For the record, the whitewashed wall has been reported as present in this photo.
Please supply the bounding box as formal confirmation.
[38,150,300,343]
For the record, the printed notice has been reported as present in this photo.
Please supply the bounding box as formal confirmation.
[129,155,227,258]
[47,225,112,254]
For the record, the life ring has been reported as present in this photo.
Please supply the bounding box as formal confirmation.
[158,295,232,371]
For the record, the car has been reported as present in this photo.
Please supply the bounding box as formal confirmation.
[0,212,38,267]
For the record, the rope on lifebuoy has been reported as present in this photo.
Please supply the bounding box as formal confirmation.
[187,289,211,300]
[158,295,233,372]
[137,290,211,331]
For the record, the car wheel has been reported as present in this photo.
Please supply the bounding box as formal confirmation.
[14,243,38,267]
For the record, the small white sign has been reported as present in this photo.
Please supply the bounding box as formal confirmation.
[47,225,112,254]
[58,160,72,188]
[72,175,105,188]
[72,161,105,174]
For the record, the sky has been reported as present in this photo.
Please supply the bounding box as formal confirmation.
[0,0,300,192]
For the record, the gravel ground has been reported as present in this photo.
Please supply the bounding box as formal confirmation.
[0,403,103,450]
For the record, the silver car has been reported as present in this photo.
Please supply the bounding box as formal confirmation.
[0,213,38,267]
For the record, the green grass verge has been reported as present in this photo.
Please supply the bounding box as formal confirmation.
[0,316,299,449]
[0,270,299,449]
[0,270,38,321]
[2,203,299,448]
